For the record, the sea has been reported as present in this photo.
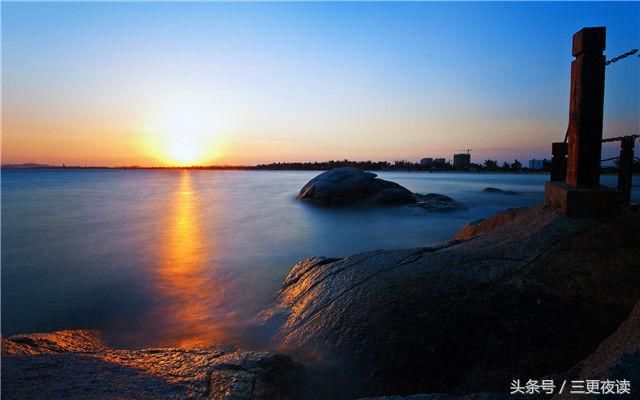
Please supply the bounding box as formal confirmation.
[2,169,637,348]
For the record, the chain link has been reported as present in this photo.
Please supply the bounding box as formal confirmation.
[605,49,639,66]
[602,134,639,143]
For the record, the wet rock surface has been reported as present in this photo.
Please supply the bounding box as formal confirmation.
[262,205,640,396]
[2,330,304,400]
[296,168,415,207]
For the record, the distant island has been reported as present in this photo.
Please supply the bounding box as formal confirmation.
[1,163,57,169]
[3,159,638,174]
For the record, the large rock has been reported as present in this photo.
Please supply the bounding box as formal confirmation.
[296,168,416,206]
[2,330,304,400]
[262,206,640,397]
[553,299,640,399]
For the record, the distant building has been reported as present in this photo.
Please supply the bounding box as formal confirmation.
[433,158,447,167]
[453,153,471,170]
[420,157,433,167]
[529,159,546,170]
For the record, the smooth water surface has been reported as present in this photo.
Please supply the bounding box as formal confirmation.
[2,169,637,348]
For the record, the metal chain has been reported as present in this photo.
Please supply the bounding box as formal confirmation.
[605,49,639,66]
[560,48,638,143]
[602,134,639,143]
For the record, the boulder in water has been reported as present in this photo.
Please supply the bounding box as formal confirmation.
[412,193,465,211]
[296,168,415,206]
[482,187,518,195]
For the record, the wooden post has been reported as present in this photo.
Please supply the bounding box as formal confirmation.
[545,27,624,217]
[617,137,635,205]
[566,27,606,187]
[550,142,568,181]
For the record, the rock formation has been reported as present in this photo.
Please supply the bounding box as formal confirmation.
[553,299,640,399]
[2,330,304,400]
[262,205,640,397]
[481,187,518,195]
[296,168,463,211]
[412,193,465,211]
[296,167,416,206]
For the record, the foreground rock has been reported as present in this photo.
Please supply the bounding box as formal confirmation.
[553,299,640,399]
[296,168,416,206]
[2,330,303,400]
[262,205,640,396]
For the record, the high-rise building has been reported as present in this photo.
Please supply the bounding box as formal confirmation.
[453,153,471,170]
[433,158,447,167]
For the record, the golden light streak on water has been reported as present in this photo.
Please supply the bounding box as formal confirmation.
[154,170,224,348]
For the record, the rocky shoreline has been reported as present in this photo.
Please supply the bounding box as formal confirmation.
[2,330,304,400]
[3,205,639,399]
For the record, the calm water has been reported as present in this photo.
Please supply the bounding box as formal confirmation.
[2,169,637,348]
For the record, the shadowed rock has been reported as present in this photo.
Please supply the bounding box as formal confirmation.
[296,168,463,211]
[262,205,640,396]
[482,187,518,195]
[553,299,640,399]
[296,168,416,206]
[2,330,304,400]
[412,193,465,211]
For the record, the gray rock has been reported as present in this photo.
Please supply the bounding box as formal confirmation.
[482,187,518,195]
[262,205,640,396]
[412,193,466,211]
[2,330,304,400]
[296,168,416,206]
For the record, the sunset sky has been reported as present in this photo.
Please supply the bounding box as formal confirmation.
[2,2,639,166]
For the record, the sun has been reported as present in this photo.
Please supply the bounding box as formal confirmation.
[167,136,205,165]
[152,107,217,166]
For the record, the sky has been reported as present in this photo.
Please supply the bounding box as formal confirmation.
[2,1,639,166]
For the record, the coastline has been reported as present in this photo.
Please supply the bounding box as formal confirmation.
[3,166,634,177]
[3,204,639,399]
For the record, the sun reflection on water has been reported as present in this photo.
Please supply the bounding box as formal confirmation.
[154,171,224,348]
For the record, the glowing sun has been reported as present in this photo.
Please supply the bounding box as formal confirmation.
[153,107,217,166]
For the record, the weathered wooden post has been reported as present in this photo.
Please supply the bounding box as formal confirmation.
[566,27,606,187]
[550,142,568,181]
[617,136,635,205]
[545,27,624,216]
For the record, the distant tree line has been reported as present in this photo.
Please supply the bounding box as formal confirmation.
[253,159,546,172]
[10,158,637,173]
[481,159,531,172]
